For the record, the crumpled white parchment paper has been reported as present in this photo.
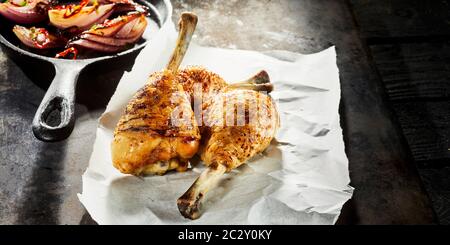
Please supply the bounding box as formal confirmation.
[78,18,353,225]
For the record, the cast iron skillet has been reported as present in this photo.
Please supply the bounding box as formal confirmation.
[0,0,172,142]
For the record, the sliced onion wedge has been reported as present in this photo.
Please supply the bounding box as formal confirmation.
[114,17,139,38]
[86,12,142,37]
[48,3,115,31]
[80,33,133,47]
[95,0,148,14]
[66,12,147,53]
[0,0,50,24]
[96,0,134,4]
[124,13,147,39]
[68,38,122,52]
[13,25,65,49]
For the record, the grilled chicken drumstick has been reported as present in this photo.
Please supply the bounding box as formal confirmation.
[111,12,199,175]
[178,89,279,219]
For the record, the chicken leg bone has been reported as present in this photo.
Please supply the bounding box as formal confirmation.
[177,163,227,219]
[228,70,273,93]
[167,12,198,73]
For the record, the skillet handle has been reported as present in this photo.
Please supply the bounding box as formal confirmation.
[32,62,85,142]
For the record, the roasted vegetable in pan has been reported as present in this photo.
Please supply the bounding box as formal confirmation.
[2,0,149,58]
[12,25,66,49]
[0,0,51,24]
[67,11,147,53]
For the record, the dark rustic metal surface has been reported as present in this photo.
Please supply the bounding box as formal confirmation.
[369,43,450,164]
[350,0,450,224]
[349,0,450,39]
[0,0,436,224]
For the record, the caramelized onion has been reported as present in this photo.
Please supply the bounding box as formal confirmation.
[80,33,134,46]
[48,3,115,31]
[12,25,65,49]
[97,0,134,4]
[68,38,122,52]
[0,0,50,24]
[66,12,147,53]
[96,0,148,14]
[87,12,141,36]
[114,17,139,37]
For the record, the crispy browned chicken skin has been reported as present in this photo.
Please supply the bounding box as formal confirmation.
[178,66,273,129]
[112,71,200,175]
[200,89,279,171]
[177,66,277,170]
[111,12,199,175]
